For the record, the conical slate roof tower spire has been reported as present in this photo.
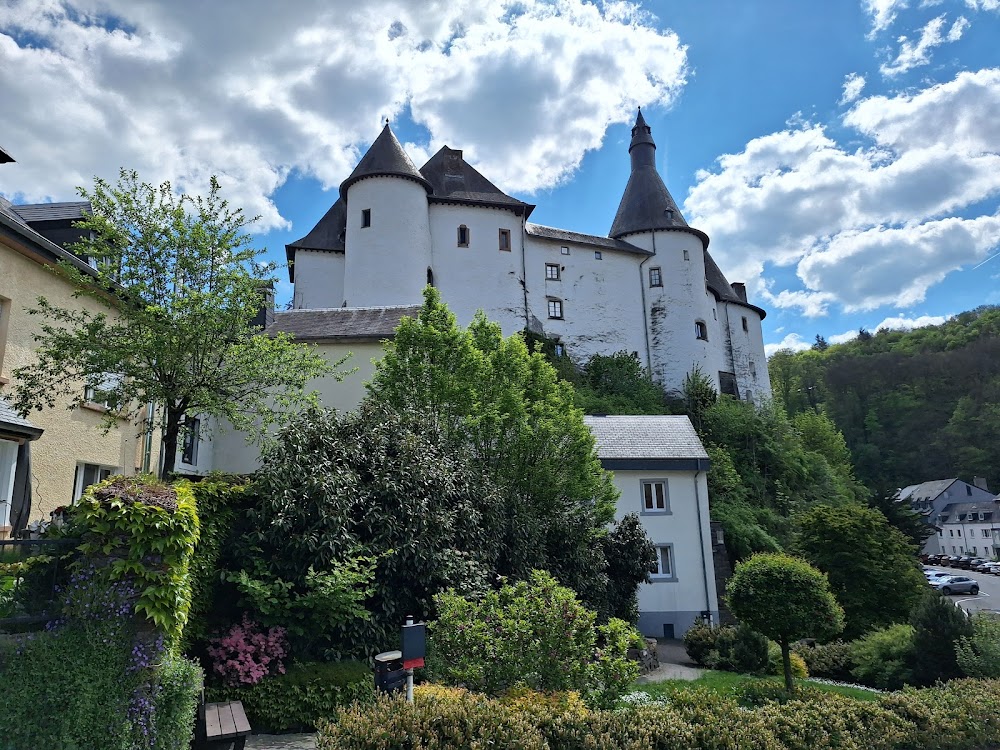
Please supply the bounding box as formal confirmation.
[340,122,432,200]
[609,109,690,239]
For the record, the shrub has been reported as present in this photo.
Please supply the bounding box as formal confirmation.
[793,640,854,681]
[206,660,373,733]
[768,642,809,679]
[729,624,770,674]
[684,620,719,666]
[151,652,203,750]
[850,624,914,690]
[910,590,973,686]
[427,570,636,707]
[206,613,289,687]
[600,513,656,622]
[956,612,1000,678]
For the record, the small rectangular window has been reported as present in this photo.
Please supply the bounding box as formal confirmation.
[182,417,200,465]
[545,263,560,280]
[958,529,962,536]
[457,225,469,247]
[985,529,991,538]
[683,249,690,261]
[650,545,674,578]
[742,316,749,332]
[594,251,602,260]
[361,208,371,228]
[950,529,954,536]
[642,480,669,513]
[73,462,117,502]
[695,321,708,340]
[84,373,123,410]
[649,267,662,287]
[560,246,570,255]
[547,299,563,319]
[499,228,511,251]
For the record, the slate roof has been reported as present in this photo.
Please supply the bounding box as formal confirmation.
[420,147,533,216]
[525,223,652,255]
[0,196,29,228]
[0,200,98,278]
[899,479,959,503]
[0,396,43,440]
[704,252,766,318]
[938,500,999,520]
[285,198,346,281]
[583,415,708,460]
[11,201,90,223]
[266,305,421,341]
[340,124,431,199]
[0,145,13,164]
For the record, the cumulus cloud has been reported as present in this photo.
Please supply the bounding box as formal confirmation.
[965,0,1000,10]
[865,0,909,33]
[764,333,812,356]
[880,14,969,77]
[0,0,688,229]
[840,73,867,104]
[685,67,1000,316]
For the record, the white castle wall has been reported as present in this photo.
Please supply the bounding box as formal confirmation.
[344,176,432,307]
[293,250,345,309]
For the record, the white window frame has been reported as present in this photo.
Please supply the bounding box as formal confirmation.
[640,479,670,514]
[84,372,123,409]
[650,544,676,581]
[0,439,18,530]
[545,263,560,281]
[73,462,118,502]
[547,299,563,319]
[649,267,662,288]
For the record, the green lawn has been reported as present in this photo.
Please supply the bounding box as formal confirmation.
[635,670,882,702]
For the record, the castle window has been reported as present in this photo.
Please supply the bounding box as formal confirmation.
[695,321,708,340]
[683,249,690,261]
[649,267,662,287]
[547,299,563,319]
[742,316,749,332]
[561,246,570,255]
[361,208,371,228]
[545,263,560,281]
[595,251,602,260]
[499,228,511,252]
[457,225,469,247]
[427,267,434,287]
[749,361,757,378]
[554,343,564,357]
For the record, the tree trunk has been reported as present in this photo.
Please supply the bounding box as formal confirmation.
[781,638,794,693]
[161,405,182,480]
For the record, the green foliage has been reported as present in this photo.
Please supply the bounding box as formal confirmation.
[10,169,338,478]
[792,641,855,681]
[849,624,915,689]
[151,653,203,750]
[600,513,656,623]
[367,287,618,611]
[792,503,926,638]
[71,476,199,644]
[727,553,844,691]
[573,351,667,414]
[767,643,809,679]
[427,570,638,708]
[318,677,1000,750]
[910,591,973,686]
[685,623,769,674]
[955,613,1000,678]
[246,402,500,657]
[205,660,373,733]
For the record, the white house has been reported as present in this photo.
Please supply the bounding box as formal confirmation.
[900,477,995,555]
[284,110,771,402]
[933,499,1000,559]
[584,415,718,639]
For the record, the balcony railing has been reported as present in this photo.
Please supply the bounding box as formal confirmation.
[0,538,79,632]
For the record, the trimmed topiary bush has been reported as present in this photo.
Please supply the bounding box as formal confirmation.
[683,620,719,666]
[793,640,854,681]
[850,624,915,690]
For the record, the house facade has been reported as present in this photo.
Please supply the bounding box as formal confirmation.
[285,111,771,402]
[933,499,1000,559]
[584,415,718,638]
[900,477,995,555]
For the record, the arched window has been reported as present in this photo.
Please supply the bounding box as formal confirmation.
[695,320,708,340]
[457,225,469,247]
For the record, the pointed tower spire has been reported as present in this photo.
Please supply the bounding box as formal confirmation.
[629,108,655,167]
[340,122,431,200]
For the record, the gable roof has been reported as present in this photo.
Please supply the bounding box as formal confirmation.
[0,145,14,164]
[526,223,652,255]
[284,198,346,281]
[11,201,90,223]
[899,479,960,502]
[584,415,709,471]
[420,147,533,216]
[340,123,431,199]
[266,305,421,342]
[0,396,43,441]
[704,251,767,318]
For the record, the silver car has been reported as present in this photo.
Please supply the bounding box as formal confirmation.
[930,575,980,595]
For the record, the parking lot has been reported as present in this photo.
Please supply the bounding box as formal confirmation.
[925,566,1000,615]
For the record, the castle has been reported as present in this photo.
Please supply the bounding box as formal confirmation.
[284,110,770,400]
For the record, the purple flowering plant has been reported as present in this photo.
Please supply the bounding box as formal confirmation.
[207,613,288,686]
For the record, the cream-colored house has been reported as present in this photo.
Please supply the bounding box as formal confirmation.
[0,187,154,531]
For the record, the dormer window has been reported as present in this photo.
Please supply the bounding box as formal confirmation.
[457,225,469,247]
[361,208,371,228]
[695,321,708,340]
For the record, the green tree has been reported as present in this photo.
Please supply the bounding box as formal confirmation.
[11,169,336,477]
[727,553,844,691]
[367,287,619,610]
[574,351,667,415]
[910,591,974,685]
[793,504,926,638]
[601,514,657,623]
[955,612,1000,678]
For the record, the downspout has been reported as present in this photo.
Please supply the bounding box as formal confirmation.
[693,465,715,624]
[520,211,529,330]
[638,232,655,373]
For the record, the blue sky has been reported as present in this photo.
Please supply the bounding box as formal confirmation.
[1,0,999,354]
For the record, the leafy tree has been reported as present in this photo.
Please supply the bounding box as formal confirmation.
[11,170,335,477]
[955,612,1000,678]
[367,287,619,610]
[868,491,935,549]
[727,553,844,691]
[910,591,974,685]
[849,624,915,689]
[574,351,666,415]
[601,514,656,623]
[793,504,926,638]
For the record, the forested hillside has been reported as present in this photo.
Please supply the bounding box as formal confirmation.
[769,306,1000,497]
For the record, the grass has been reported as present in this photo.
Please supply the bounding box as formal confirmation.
[635,670,882,702]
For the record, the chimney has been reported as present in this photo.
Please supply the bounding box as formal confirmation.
[731,282,747,303]
[252,281,275,330]
[974,476,989,492]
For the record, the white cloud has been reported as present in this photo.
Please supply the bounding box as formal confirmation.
[864,0,909,33]
[685,68,1000,316]
[872,313,951,330]
[829,329,860,345]
[840,73,867,104]
[880,14,969,77]
[764,333,812,356]
[0,0,688,228]
[965,0,1000,10]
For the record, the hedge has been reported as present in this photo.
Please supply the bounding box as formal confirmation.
[317,679,1000,750]
[206,660,373,732]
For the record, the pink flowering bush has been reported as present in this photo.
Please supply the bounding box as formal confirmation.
[207,614,289,686]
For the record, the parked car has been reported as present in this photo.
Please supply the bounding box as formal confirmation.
[925,570,951,581]
[970,559,993,572]
[954,557,975,569]
[930,575,980,595]
[937,555,956,567]
[983,563,1000,575]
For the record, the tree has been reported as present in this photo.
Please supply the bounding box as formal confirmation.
[910,591,973,685]
[601,514,657,623]
[367,287,620,610]
[11,170,336,477]
[955,612,1000,679]
[793,504,927,638]
[727,553,844,691]
[868,491,935,549]
[574,351,667,415]
[812,334,829,351]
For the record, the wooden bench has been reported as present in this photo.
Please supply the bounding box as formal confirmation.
[196,698,251,749]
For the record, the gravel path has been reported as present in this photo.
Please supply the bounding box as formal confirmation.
[246,733,317,749]
[636,639,705,683]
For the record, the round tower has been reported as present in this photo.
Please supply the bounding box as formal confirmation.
[342,123,433,307]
